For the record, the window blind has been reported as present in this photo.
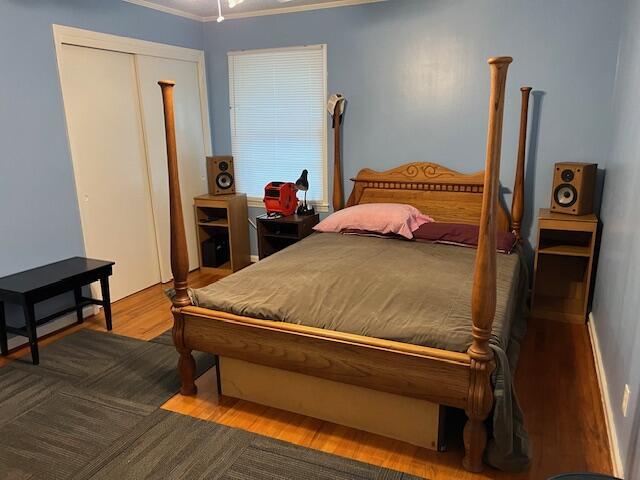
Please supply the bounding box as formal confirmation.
[228,45,327,206]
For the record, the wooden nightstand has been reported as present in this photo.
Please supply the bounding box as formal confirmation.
[194,194,250,275]
[257,214,320,260]
[532,208,599,324]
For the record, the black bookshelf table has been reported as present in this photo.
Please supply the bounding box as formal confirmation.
[0,257,114,364]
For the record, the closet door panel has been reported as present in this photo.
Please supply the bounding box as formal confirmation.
[59,45,161,301]
[136,55,207,281]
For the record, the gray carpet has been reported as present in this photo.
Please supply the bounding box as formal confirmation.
[0,388,156,480]
[9,330,214,406]
[76,410,415,480]
[0,330,421,480]
[149,328,174,346]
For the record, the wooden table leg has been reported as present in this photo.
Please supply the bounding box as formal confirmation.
[22,303,39,365]
[100,276,112,331]
[0,301,7,356]
[214,354,222,395]
[73,286,84,324]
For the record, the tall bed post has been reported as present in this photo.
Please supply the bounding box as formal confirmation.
[463,56,512,473]
[158,80,197,396]
[332,103,344,211]
[511,86,531,241]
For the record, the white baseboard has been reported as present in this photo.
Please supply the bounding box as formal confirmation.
[588,312,624,478]
[7,306,97,351]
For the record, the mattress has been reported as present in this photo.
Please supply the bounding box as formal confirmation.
[193,232,525,354]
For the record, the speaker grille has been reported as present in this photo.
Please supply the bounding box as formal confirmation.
[554,184,577,207]
[216,172,234,189]
[560,169,575,182]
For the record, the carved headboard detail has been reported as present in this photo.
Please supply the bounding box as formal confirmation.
[346,162,510,232]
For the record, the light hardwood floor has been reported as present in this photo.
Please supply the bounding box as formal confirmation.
[1,269,613,479]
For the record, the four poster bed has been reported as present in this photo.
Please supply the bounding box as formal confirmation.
[158,57,532,473]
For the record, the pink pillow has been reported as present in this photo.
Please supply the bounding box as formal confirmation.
[313,203,434,239]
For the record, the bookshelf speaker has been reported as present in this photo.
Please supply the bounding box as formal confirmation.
[207,156,235,195]
[550,162,597,216]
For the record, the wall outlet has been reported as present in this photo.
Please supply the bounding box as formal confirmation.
[622,384,631,417]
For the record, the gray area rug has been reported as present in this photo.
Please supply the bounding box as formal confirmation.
[149,328,174,346]
[0,329,421,480]
[9,329,214,406]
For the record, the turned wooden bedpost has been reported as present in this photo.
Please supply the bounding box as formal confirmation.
[332,103,344,211]
[463,56,512,473]
[511,86,531,242]
[158,80,197,396]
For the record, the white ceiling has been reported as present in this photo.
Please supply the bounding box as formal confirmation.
[124,0,386,21]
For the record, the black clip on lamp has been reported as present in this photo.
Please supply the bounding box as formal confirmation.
[295,169,315,216]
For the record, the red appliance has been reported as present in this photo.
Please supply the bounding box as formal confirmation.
[263,182,298,216]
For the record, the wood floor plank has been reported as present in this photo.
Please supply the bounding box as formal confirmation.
[0,269,613,479]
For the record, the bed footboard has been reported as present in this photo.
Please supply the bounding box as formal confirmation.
[180,307,470,409]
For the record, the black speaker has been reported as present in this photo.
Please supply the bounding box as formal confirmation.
[201,233,230,268]
[207,156,235,195]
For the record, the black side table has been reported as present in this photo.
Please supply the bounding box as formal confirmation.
[0,257,114,364]
[257,213,320,259]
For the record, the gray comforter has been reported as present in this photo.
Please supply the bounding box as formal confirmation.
[192,232,531,471]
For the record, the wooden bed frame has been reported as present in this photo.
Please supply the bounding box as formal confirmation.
[157,58,531,472]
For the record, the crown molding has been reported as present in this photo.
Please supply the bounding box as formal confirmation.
[203,0,387,21]
[122,0,387,22]
[122,0,205,22]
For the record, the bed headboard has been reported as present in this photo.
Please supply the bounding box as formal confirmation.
[346,162,511,232]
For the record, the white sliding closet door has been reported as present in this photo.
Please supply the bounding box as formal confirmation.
[59,45,162,301]
[136,56,207,281]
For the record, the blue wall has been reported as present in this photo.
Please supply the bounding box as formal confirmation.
[0,0,203,326]
[592,0,640,475]
[0,1,637,472]
[204,0,623,254]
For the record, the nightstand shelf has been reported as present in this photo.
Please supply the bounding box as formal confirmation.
[537,244,591,257]
[533,294,585,324]
[194,194,250,275]
[257,214,320,260]
[532,208,599,324]
[261,232,301,240]
[197,219,229,228]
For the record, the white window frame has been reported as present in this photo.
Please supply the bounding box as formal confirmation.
[228,44,329,211]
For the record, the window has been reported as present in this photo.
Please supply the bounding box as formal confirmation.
[228,45,328,208]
